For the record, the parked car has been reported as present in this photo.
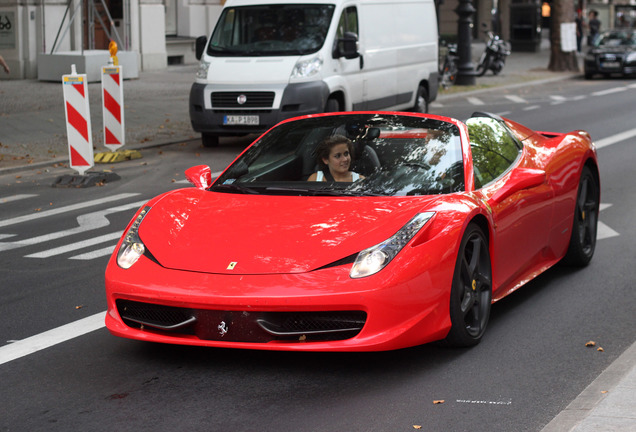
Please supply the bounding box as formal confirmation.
[105,111,599,351]
[584,28,636,79]
[189,0,439,147]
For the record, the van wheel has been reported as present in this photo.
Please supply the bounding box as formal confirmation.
[413,85,428,113]
[325,98,340,113]
[202,133,219,148]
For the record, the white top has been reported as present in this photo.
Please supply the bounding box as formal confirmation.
[316,171,360,182]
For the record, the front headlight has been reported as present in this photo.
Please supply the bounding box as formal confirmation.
[350,212,435,278]
[291,55,323,79]
[626,52,636,63]
[117,206,151,269]
[196,60,210,79]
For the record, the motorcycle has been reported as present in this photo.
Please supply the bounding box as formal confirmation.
[475,24,510,77]
[439,40,459,89]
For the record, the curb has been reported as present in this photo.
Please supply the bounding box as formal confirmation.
[541,340,636,431]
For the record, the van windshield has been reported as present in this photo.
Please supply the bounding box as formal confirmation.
[208,4,335,56]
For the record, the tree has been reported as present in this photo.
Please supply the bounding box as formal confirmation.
[548,0,580,72]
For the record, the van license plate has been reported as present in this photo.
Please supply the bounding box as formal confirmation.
[224,115,259,125]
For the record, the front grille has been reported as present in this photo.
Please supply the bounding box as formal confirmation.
[116,299,366,343]
[211,92,275,108]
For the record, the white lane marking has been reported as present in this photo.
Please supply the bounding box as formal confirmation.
[595,128,636,149]
[629,83,636,89]
[0,193,140,228]
[592,87,627,97]
[495,111,512,117]
[467,97,485,106]
[0,194,38,204]
[25,232,123,258]
[597,222,619,240]
[430,102,444,108]
[505,95,527,103]
[0,312,105,366]
[523,105,541,111]
[70,245,116,260]
[0,200,146,252]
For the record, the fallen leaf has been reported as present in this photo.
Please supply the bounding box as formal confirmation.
[413,426,422,430]
[585,341,596,347]
[433,400,445,404]
[601,391,608,394]
[597,347,604,352]
[75,305,84,309]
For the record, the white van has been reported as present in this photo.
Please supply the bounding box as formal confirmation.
[189,0,439,147]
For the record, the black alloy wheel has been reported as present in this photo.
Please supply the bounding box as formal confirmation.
[562,165,599,266]
[445,223,492,347]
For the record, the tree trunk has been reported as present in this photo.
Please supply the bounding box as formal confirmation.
[548,0,580,72]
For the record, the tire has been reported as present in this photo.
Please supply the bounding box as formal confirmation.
[445,223,492,347]
[413,85,428,113]
[202,133,219,148]
[562,166,599,266]
[325,98,340,113]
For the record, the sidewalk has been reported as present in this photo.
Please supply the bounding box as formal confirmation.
[0,37,572,174]
[0,37,635,431]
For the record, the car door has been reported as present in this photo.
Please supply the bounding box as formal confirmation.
[333,5,365,110]
[467,116,554,297]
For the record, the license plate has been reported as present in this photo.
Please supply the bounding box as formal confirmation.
[223,115,259,126]
[601,61,620,68]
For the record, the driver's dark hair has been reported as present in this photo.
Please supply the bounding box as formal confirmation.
[315,134,354,167]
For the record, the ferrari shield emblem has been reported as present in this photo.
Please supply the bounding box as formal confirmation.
[227,262,237,270]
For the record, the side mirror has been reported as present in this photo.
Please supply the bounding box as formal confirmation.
[334,32,359,59]
[488,168,546,204]
[195,36,207,60]
[185,165,212,190]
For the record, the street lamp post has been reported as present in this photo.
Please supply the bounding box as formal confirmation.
[455,0,477,85]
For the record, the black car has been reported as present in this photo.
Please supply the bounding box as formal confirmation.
[584,29,636,79]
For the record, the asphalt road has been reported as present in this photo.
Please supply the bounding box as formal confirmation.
[0,77,634,432]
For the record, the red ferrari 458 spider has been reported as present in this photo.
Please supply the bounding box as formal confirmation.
[105,111,599,351]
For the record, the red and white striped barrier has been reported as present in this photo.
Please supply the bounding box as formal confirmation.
[101,64,125,152]
[62,65,94,176]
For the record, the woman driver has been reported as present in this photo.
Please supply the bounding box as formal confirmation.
[308,135,365,182]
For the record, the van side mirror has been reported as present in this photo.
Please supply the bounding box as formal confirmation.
[195,36,208,60]
[333,32,359,60]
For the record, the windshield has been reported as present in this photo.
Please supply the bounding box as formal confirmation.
[214,114,464,197]
[208,4,335,56]
[596,30,636,47]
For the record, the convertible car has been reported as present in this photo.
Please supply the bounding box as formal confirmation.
[105,112,599,351]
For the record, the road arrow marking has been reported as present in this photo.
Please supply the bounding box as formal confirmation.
[0,193,140,228]
[0,200,146,252]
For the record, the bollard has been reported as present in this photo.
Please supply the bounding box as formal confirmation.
[62,64,94,176]
[101,41,125,152]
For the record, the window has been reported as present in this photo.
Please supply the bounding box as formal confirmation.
[337,7,359,38]
[467,117,521,187]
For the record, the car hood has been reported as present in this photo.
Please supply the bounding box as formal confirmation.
[206,56,300,85]
[138,189,440,275]
[590,46,635,55]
